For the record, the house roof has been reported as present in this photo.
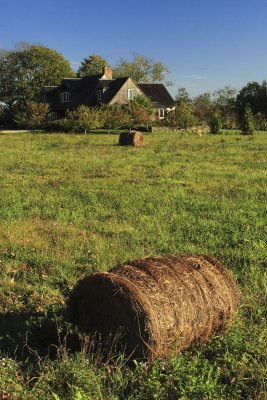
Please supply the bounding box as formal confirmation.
[138,83,175,107]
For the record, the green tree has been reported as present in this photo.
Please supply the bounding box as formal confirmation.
[240,103,255,135]
[193,92,215,125]
[213,85,237,130]
[67,106,102,133]
[165,100,196,130]
[171,100,196,130]
[236,81,267,124]
[77,54,108,77]
[0,43,74,123]
[175,87,191,105]
[209,111,222,134]
[14,101,50,132]
[101,104,130,132]
[113,53,170,83]
[126,95,154,129]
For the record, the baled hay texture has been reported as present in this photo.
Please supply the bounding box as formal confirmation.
[119,131,144,147]
[67,254,240,361]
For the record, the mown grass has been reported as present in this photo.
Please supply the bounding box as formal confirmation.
[0,130,266,399]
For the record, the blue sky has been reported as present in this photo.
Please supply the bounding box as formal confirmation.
[1,0,267,97]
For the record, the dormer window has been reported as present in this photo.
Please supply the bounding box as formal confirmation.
[127,89,133,100]
[97,90,102,101]
[60,92,69,103]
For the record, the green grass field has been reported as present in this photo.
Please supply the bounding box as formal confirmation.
[0,130,266,399]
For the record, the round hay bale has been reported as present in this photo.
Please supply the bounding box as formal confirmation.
[119,131,144,147]
[67,254,240,361]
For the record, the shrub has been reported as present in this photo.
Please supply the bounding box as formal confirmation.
[209,112,222,134]
[240,103,255,135]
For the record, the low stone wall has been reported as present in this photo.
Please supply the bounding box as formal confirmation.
[152,125,209,134]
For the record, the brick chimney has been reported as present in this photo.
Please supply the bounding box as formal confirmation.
[103,66,113,79]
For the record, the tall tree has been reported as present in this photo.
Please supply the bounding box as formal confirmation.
[236,81,267,121]
[175,87,191,105]
[113,53,170,83]
[213,85,237,130]
[77,54,108,77]
[193,92,215,125]
[0,43,74,121]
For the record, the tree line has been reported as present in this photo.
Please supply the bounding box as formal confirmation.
[0,43,266,134]
[166,83,266,135]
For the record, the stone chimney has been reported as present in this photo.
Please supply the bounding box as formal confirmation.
[103,66,113,79]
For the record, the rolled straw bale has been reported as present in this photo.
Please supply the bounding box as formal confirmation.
[67,254,240,361]
[119,131,144,147]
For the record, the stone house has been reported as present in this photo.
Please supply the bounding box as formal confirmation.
[42,66,174,121]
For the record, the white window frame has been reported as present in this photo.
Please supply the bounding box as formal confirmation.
[51,112,57,120]
[97,90,102,101]
[127,89,133,100]
[159,108,165,119]
[60,92,69,103]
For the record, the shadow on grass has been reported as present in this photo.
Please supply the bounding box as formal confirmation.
[0,310,81,361]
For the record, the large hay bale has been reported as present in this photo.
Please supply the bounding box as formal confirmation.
[119,131,144,147]
[67,254,240,361]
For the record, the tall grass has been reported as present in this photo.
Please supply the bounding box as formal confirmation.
[0,130,266,399]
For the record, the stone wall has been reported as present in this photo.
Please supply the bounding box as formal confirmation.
[152,125,210,134]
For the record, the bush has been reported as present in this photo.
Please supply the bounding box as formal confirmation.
[240,104,255,135]
[209,112,222,134]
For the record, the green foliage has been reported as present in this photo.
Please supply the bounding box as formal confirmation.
[0,43,74,120]
[101,104,130,131]
[15,101,50,131]
[0,131,266,399]
[113,53,169,83]
[67,105,102,133]
[213,86,237,130]
[209,112,222,134]
[193,92,215,126]
[175,87,191,105]
[236,81,267,121]
[240,103,255,135]
[166,100,196,130]
[126,94,154,128]
[77,54,107,77]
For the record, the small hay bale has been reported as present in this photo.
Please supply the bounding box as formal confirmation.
[67,254,240,361]
[119,131,144,147]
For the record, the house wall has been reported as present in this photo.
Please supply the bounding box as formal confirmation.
[109,78,143,105]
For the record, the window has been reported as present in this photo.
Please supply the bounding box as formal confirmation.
[127,89,133,100]
[97,90,102,101]
[159,108,165,118]
[51,112,57,120]
[60,92,69,103]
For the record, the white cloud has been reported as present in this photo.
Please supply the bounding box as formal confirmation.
[186,74,207,80]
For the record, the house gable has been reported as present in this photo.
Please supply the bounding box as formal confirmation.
[108,77,143,105]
